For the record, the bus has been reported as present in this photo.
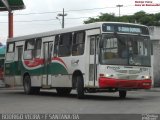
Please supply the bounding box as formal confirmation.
[4,22,152,99]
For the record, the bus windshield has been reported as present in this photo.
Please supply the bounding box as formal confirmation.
[100,34,151,66]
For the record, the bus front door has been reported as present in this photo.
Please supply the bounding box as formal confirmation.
[42,41,53,88]
[89,35,99,87]
[15,46,23,86]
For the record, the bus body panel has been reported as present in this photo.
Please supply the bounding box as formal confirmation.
[98,65,151,89]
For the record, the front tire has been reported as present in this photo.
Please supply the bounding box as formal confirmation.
[76,76,85,99]
[119,90,127,99]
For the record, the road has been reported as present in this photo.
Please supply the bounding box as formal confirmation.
[0,88,160,113]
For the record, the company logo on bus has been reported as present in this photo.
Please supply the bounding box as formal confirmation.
[106,66,120,70]
[140,68,148,72]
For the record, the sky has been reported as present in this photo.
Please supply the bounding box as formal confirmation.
[0,0,160,44]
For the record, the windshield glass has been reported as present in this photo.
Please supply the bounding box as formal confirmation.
[100,34,151,66]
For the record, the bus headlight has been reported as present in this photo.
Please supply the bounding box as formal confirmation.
[99,74,114,78]
[106,74,110,77]
[105,74,113,78]
[145,76,150,79]
[142,75,150,79]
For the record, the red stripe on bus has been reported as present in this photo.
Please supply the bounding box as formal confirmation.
[52,57,67,68]
[99,77,152,89]
[24,58,44,68]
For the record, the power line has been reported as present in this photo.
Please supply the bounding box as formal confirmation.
[0,10,159,24]
[0,16,98,23]
[0,5,134,16]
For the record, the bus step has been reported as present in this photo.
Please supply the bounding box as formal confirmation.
[42,85,51,89]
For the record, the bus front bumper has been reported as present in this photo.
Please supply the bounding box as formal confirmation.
[99,77,152,89]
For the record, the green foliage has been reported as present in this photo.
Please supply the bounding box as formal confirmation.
[84,11,160,26]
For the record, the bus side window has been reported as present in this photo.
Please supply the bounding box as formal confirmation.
[35,38,42,58]
[58,33,72,57]
[24,39,35,60]
[72,31,85,56]
[7,43,15,53]
[6,42,15,61]
[53,35,59,57]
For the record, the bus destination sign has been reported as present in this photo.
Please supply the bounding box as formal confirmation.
[102,23,149,35]
[118,26,141,33]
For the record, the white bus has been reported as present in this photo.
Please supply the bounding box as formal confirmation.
[4,22,152,99]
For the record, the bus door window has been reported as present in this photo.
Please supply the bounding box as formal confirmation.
[44,43,49,64]
[89,35,99,85]
[48,42,53,62]
[90,35,99,55]
[17,46,23,73]
[43,42,53,64]
[90,37,95,55]
[53,35,59,57]
[35,38,42,58]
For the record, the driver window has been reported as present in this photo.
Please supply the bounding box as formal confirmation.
[102,37,118,59]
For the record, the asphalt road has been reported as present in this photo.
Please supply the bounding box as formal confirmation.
[0,88,160,114]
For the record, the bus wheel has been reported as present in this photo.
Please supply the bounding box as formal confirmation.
[56,88,72,96]
[76,76,85,99]
[23,75,34,95]
[119,90,127,99]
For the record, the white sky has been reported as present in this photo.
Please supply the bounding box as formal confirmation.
[0,0,160,44]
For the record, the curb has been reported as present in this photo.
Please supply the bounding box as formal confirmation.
[144,88,160,92]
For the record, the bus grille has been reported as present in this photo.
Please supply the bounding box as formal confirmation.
[117,74,138,80]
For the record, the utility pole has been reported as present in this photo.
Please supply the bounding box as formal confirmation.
[57,8,67,28]
[116,4,123,17]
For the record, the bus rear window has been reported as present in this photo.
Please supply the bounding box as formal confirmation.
[7,43,15,53]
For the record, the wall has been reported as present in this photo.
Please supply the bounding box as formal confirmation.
[149,26,160,87]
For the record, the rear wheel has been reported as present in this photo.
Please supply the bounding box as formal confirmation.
[23,75,33,95]
[23,75,40,95]
[119,90,127,99]
[76,76,85,99]
[56,88,72,96]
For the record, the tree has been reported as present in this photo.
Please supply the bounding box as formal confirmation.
[84,11,160,26]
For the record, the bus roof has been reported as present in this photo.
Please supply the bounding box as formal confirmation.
[7,22,148,42]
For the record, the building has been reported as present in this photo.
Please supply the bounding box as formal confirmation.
[149,26,160,87]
